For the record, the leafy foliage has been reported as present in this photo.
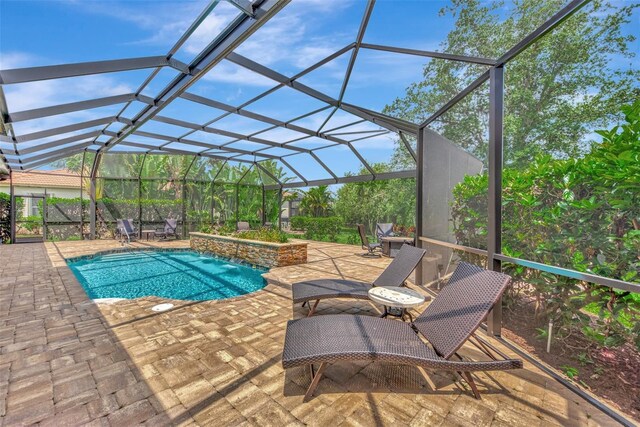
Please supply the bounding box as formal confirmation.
[290,216,342,241]
[235,228,289,244]
[386,0,639,167]
[451,100,640,348]
[299,186,333,217]
[0,193,12,243]
[335,164,415,236]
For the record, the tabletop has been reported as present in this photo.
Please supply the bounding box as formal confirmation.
[380,236,414,242]
[368,286,426,308]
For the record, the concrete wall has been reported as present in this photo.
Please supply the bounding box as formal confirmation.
[418,128,484,283]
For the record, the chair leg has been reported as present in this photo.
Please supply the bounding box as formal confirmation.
[307,300,320,317]
[304,362,327,402]
[460,371,481,399]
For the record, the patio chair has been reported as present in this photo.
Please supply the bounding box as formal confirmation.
[116,219,137,243]
[155,218,179,240]
[375,222,395,241]
[237,221,251,231]
[358,224,381,256]
[283,262,522,401]
[292,244,426,316]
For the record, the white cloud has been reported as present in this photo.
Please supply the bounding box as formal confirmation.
[182,2,244,55]
[0,52,37,69]
[201,60,277,87]
[5,75,133,112]
[2,52,135,138]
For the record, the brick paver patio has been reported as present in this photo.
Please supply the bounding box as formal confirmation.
[0,240,622,426]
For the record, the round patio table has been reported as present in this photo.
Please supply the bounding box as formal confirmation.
[368,286,428,322]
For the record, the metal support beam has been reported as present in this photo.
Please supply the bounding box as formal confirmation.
[0,56,174,85]
[399,132,417,163]
[495,0,590,66]
[16,130,103,155]
[279,158,308,185]
[420,71,490,128]
[265,169,416,190]
[11,148,91,171]
[487,66,504,337]
[227,0,255,16]
[99,0,290,154]
[255,161,282,186]
[15,117,118,143]
[180,92,369,149]
[167,1,222,58]
[338,0,375,101]
[226,52,418,136]
[414,129,424,285]
[8,142,95,166]
[134,124,300,157]
[6,94,140,123]
[360,43,495,66]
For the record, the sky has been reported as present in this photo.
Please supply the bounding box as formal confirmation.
[0,0,637,181]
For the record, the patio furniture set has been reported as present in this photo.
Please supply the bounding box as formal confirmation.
[358,222,415,257]
[116,218,179,243]
[284,244,523,401]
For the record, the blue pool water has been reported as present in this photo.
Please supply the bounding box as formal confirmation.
[67,250,267,301]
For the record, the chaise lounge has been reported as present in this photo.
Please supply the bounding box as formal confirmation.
[292,244,426,316]
[155,218,179,240]
[282,262,523,401]
[116,219,137,243]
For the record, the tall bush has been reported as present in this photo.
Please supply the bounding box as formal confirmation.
[451,100,640,348]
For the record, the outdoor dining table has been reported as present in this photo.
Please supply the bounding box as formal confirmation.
[380,236,415,257]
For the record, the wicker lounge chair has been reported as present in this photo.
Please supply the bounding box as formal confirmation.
[358,224,381,256]
[155,218,178,240]
[237,221,250,231]
[375,222,395,241]
[292,244,426,316]
[283,262,522,401]
[116,219,137,243]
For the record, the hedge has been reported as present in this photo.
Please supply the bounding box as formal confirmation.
[290,216,342,241]
[451,100,640,348]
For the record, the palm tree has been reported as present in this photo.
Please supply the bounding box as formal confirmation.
[300,186,333,217]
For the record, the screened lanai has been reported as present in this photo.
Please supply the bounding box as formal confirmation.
[0,0,639,425]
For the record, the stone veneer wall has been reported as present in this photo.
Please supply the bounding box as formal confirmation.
[189,232,307,268]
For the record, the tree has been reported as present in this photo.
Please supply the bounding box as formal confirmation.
[300,186,333,217]
[334,163,416,235]
[385,0,639,167]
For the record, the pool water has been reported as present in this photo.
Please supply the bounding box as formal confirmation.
[67,250,267,301]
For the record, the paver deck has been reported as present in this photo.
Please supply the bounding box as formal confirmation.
[0,240,623,426]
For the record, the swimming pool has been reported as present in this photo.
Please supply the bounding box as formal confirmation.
[67,250,267,301]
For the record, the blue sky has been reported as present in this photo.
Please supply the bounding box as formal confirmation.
[1,0,637,180]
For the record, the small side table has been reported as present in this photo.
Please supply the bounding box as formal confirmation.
[368,286,429,322]
[141,229,155,241]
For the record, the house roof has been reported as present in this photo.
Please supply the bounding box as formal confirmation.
[0,169,81,189]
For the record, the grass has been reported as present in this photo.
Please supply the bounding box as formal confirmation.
[285,227,371,245]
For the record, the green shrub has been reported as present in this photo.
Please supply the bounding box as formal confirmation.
[291,216,343,241]
[451,100,640,349]
[236,228,288,243]
[290,216,308,231]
